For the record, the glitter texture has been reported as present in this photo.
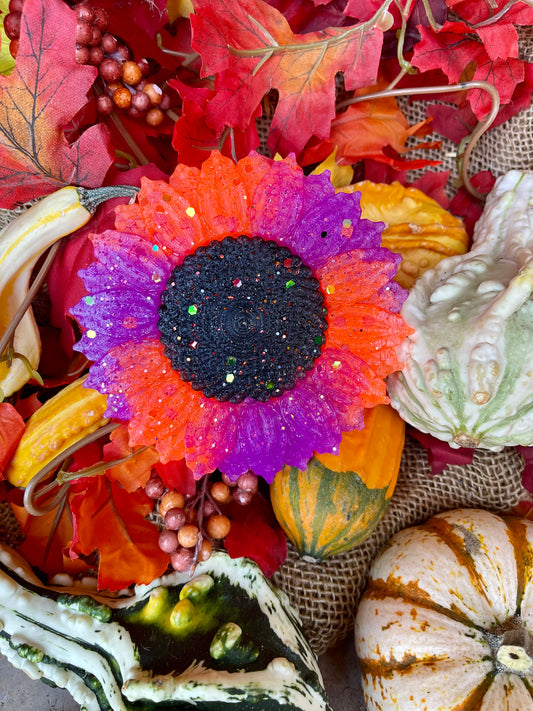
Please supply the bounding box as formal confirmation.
[72,152,411,482]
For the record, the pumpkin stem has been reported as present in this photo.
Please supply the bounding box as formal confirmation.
[496,628,533,673]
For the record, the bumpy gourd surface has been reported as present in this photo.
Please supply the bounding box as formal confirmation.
[387,170,533,449]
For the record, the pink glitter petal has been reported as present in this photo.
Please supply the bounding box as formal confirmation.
[249,157,304,241]
[184,399,238,478]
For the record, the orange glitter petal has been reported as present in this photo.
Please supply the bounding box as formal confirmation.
[109,339,204,463]
[116,178,206,259]
[326,304,411,377]
[317,250,397,304]
[235,153,272,202]
[197,152,251,238]
[184,398,239,478]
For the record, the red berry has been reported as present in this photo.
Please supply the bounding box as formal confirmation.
[114,43,131,62]
[9,38,19,58]
[89,26,102,47]
[4,12,21,40]
[75,2,95,23]
[99,57,121,82]
[96,95,114,115]
[159,93,172,111]
[203,500,216,518]
[144,472,166,499]
[170,547,194,572]
[100,33,118,54]
[159,529,179,554]
[232,488,253,506]
[164,507,187,531]
[8,0,24,13]
[221,472,237,487]
[137,57,151,77]
[236,472,258,494]
[75,44,90,64]
[88,45,104,65]
[75,19,93,45]
[131,90,151,113]
[93,6,108,30]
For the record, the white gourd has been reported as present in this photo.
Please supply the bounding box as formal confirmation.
[387,170,533,449]
[355,508,533,711]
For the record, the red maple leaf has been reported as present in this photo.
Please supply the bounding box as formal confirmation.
[224,494,287,577]
[0,404,25,475]
[69,475,169,590]
[447,0,533,25]
[191,0,385,155]
[0,0,114,207]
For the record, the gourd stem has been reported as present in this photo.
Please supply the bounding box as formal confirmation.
[497,628,533,673]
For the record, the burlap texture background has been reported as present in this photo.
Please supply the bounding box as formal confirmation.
[272,435,527,656]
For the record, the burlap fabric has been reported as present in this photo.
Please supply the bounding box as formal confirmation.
[272,435,527,656]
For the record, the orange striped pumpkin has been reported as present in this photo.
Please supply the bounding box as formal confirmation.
[355,508,533,710]
[270,404,405,560]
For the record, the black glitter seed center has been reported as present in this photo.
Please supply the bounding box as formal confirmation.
[158,236,328,403]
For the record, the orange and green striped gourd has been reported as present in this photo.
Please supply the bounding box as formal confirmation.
[270,404,405,560]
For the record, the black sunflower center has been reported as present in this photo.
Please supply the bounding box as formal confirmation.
[158,235,328,403]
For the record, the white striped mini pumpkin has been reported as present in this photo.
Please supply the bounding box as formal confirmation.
[355,508,533,710]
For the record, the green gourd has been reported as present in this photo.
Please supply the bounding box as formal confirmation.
[387,170,533,449]
[0,546,331,711]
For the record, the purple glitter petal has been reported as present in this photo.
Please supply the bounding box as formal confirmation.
[249,157,304,242]
[218,399,289,483]
[286,173,385,270]
[71,290,161,362]
[85,352,132,419]
[84,230,174,293]
[71,230,174,363]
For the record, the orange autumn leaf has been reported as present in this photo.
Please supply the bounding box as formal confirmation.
[103,423,160,493]
[10,502,90,578]
[191,0,386,156]
[69,476,168,590]
[301,88,437,167]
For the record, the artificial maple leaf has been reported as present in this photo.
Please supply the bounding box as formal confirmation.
[153,459,197,495]
[69,475,169,590]
[448,0,533,25]
[300,86,437,168]
[0,403,25,475]
[103,424,160,493]
[0,0,113,207]
[11,502,91,578]
[224,493,287,577]
[409,429,474,477]
[169,77,260,167]
[412,20,528,121]
[191,0,385,155]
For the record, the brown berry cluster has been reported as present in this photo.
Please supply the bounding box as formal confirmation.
[3,0,25,58]
[72,0,171,127]
[144,470,259,573]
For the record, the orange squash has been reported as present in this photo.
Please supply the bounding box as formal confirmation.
[270,404,405,560]
[340,181,469,288]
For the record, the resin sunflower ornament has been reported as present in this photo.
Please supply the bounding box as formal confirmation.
[71,152,411,482]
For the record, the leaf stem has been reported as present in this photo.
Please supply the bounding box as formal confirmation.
[336,80,500,199]
[228,0,394,58]
[23,421,120,516]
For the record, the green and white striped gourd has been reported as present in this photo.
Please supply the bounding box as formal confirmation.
[387,170,533,449]
[0,546,331,711]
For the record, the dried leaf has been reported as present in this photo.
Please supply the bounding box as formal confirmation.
[191,0,385,155]
[0,0,113,206]
[69,476,169,590]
